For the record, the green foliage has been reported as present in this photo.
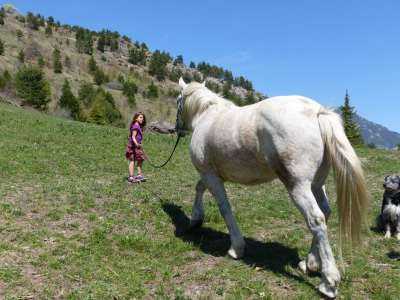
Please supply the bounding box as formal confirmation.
[26,11,39,30]
[147,81,159,99]
[97,30,105,53]
[0,16,4,25]
[88,56,97,73]
[367,142,377,149]
[174,55,184,65]
[93,69,106,85]
[75,27,93,54]
[397,143,400,150]
[58,79,80,119]
[15,64,51,110]
[189,61,196,68]
[17,15,25,23]
[47,16,54,26]
[122,80,138,108]
[117,74,125,83]
[88,100,106,125]
[53,48,62,73]
[78,81,96,107]
[64,55,71,68]
[0,69,11,90]
[244,92,256,105]
[16,29,23,39]
[18,49,25,63]
[149,50,171,81]
[45,25,52,37]
[340,90,365,148]
[0,38,4,55]
[37,57,45,68]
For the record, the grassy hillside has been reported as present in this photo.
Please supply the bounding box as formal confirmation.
[1,104,400,299]
[0,9,264,130]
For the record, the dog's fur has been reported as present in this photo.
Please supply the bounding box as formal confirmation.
[376,175,400,239]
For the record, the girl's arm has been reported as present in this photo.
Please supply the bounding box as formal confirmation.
[131,129,140,148]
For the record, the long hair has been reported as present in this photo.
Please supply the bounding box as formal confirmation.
[130,112,147,129]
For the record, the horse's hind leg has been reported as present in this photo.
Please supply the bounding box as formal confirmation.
[189,180,206,230]
[201,173,245,259]
[288,182,340,299]
[299,170,332,275]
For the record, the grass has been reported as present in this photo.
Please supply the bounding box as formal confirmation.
[0,102,400,299]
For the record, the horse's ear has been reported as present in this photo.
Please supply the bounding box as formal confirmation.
[202,81,206,87]
[179,77,187,90]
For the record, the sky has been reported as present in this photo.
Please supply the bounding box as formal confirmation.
[6,1,400,133]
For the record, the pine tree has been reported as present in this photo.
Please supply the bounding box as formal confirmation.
[15,64,51,110]
[59,79,80,119]
[18,49,25,63]
[340,90,365,148]
[0,38,4,55]
[88,56,97,73]
[53,48,63,73]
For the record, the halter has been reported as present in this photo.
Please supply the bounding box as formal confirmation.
[175,93,192,132]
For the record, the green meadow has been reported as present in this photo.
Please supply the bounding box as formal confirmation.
[0,103,399,299]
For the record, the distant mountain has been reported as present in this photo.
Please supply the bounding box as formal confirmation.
[354,114,400,150]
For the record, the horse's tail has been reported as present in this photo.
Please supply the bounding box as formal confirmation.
[318,108,369,252]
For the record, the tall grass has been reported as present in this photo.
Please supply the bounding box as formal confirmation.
[0,103,399,299]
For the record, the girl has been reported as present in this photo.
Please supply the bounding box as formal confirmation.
[125,112,147,183]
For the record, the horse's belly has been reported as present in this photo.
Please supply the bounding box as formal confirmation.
[212,156,277,185]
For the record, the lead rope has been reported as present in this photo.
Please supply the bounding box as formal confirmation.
[139,93,187,169]
[140,135,181,168]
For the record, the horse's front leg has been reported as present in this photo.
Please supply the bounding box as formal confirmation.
[189,180,206,230]
[202,174,245,259]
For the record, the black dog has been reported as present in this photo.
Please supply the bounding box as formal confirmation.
[376,175,400,239]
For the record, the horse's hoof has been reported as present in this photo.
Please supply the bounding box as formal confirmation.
[318,282,337,299]
[297,260,307,274]
[188,219,203,231]
[227,246,244,259]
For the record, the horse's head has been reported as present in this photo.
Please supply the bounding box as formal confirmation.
[176,77,205,137]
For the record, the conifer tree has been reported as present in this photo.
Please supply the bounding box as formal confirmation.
[0,38,4,55]
[340,90,365,148]
[15,64,51,110]
[18,49,25,63]
[53,48,62,73]
[88,56,97,73]
[59,79,80,119]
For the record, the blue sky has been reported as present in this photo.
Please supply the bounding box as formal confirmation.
[7,1,400,133]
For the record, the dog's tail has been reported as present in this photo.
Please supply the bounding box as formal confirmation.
[318,108,369,253]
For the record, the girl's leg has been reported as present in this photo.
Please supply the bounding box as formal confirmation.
[137,160,143,175]
[128,160,135,177]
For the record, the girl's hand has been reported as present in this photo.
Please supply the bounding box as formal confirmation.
[137,144,142,149]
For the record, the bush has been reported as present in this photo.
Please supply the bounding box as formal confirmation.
[15,64,51,110]
[0,16,4,25]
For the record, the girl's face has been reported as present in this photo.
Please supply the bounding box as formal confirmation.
[136,114,144,124]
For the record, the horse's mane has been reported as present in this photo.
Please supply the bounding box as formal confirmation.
[183,82,236,123]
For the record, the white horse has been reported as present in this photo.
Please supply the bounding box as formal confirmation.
[176,78,368,298]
